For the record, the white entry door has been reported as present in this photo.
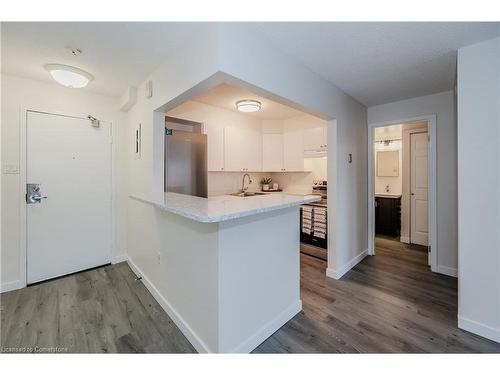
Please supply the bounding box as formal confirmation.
[410,132,429,246]
[26,111,112,284]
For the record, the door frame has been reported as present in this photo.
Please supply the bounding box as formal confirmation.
[367,114,437,273]
[18,108,115,288]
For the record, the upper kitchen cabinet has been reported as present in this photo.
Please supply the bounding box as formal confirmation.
[224,126,262,172]
[262,130,305,172]
[262,133,284,172]
[303,125,327,151]
[283,130,305,171]
[205,123,225,171]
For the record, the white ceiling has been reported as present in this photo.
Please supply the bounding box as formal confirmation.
[191,83,306,120]
[248,22,500,106]
[2,22,500,105]
[1,22,204,97]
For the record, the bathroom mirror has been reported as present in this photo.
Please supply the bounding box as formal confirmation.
[377,150,399,177]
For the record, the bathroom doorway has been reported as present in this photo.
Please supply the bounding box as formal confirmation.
[368,116,437,271]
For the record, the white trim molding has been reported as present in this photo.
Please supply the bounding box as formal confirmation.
[111,254,128,264]
[437,265,458,278]
[127,255,301,353]
[400,236,410,244]
[368,114,438,274]
[458,315,500,343]
[126,257,212,353]
[230,300,302,353]
[0,280,24,293]
[326,249,368,280]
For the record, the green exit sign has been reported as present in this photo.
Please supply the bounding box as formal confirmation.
[165,128,173,136]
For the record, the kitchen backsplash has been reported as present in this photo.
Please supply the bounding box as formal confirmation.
[208,170,326,197]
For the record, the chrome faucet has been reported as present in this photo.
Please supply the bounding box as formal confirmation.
[241,173,252,192]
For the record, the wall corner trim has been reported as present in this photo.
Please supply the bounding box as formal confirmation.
[0,280,24,293]
[229,300,302,353]
[399,236,410,244]
[436,265,458,278]
[111,254,128,264]
[458,315,500,343]
[326,249,368,280]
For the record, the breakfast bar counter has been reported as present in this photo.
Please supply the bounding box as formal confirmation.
[127,192,320,353]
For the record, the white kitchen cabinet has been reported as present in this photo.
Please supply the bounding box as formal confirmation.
[262,133,284,172]
[224,126,262,172]
[262,130,305,172]
[205,123,225,171]
[283,130,305,171]
[303,125,327,151]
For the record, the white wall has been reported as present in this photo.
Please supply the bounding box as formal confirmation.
[367,91,457,275]
[126,24,367,286]
[0,74,127,290]
[216,24,367,277]
[457,37,500,343]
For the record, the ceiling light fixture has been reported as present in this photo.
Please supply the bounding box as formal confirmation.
[44,64,94,88]
[236,99,262,113]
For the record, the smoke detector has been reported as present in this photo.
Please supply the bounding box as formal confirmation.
[65,46,82,56]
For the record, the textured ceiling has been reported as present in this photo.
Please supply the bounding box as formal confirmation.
[2,22,499,105]
[248,22,500,106]
[1,22,204,97]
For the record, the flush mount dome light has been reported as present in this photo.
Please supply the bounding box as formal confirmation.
[236,99,262,113]
[44,64,94,88]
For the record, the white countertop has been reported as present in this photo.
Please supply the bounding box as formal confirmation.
[375,194,402,198]
[131,192,321,223]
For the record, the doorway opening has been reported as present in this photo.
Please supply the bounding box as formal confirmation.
[164,83,330,263]
[368,116,437,272]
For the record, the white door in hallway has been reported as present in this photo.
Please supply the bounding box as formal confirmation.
[410,131,429,246]
[26,111,112,284]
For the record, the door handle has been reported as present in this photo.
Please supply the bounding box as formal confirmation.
[411,193,415,196]
[26,183,47,204]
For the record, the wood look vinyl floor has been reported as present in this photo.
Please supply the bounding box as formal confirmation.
[2,237,499,353]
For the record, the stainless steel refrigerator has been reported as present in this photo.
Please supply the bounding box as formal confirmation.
[165,128,208,198]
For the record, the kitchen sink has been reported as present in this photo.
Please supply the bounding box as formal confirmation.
[230,191,269,197]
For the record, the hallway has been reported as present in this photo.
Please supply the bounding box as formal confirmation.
[255,237,500,352]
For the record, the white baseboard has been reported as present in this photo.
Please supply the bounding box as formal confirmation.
[437,265,458,278]
[0,280,24,293]
[458,315,500,343]
[126,257,212,353]
[326,249,368,280]
[112,254,128,264]
[229,300,302,353]
[400,236,410,244]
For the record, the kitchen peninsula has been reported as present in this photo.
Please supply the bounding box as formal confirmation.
[127,192,320,353]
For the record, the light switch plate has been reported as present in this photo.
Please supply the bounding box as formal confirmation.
[3,164,20,174]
